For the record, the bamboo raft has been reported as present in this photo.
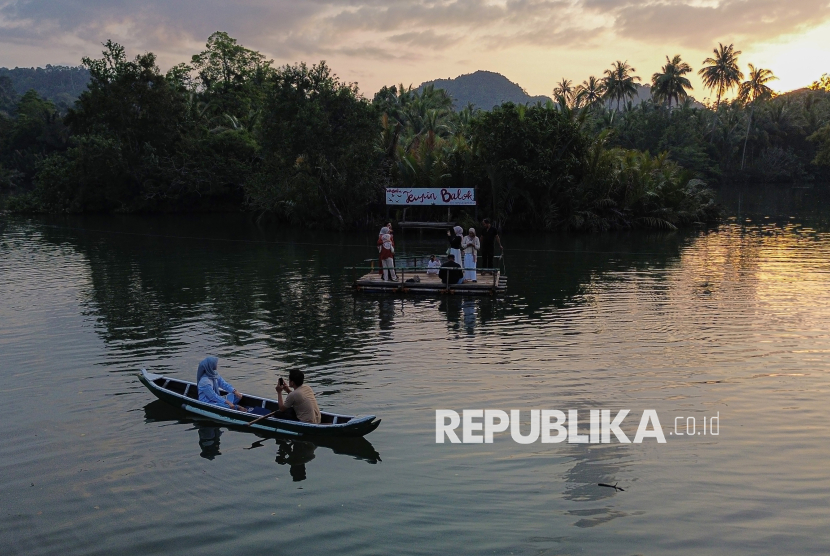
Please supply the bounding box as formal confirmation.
[348,259,507,296]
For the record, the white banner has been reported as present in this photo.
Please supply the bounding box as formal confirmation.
[385,187,476,206]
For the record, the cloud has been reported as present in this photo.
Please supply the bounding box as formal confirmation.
[1,0,829,93]
[0,0,318,54]
[388,30,462,47]
[584,0,830,47]
[330,44,404,61]
[3,0,829,58]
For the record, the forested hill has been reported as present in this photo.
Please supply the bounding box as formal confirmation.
[0,66,90,111]
[418,70,551,110]
[416,72,703,111]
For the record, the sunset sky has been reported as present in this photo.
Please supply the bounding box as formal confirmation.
[1,0,828,100]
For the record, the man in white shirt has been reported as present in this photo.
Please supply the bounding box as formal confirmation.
[426,254,441,275]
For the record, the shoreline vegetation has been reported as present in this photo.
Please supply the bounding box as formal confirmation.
[1,33,829,231]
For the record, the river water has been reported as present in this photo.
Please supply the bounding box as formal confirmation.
[2,187,830,555]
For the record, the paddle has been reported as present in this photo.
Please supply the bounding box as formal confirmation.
[246,410,277,426]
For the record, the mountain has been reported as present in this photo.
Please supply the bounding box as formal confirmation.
[623,83,654,105]
[418,70,551,110]
[605,83,704,109]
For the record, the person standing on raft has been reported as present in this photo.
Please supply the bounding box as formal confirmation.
[479,218,502,274]
[377,224,394,276]
[378,227,397,281]
[447,226,463,268]
[461,228,480,282]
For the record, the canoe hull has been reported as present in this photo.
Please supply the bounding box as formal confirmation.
[138,369,380,438]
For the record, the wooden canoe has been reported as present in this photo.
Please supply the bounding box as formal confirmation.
[138,369,381,438]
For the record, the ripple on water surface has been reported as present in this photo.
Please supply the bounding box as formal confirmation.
[1,216,830,555]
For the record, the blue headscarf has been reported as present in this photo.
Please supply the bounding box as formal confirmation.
[197,356,220,393]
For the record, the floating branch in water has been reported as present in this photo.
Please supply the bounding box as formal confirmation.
[598,482,625,492]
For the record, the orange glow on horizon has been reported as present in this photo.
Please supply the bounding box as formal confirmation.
[742,21,830,94]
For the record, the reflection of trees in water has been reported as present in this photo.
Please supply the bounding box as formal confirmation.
[34,216,383,370]
[31,216,698,363]
[25,201,830,367]
[508,231,689,317]
[718,183,830,230]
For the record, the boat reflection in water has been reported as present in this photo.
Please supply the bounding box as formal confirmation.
[144,400,381,480]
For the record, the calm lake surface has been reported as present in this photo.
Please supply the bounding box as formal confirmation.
[3,186,830,555]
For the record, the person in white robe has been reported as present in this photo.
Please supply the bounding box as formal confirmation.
[461,228,480,282]
[426,255,441,275]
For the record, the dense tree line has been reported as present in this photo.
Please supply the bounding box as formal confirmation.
[2,35,385,223]
[553,46,830,187]
[13,33,829,230]
[0,65,91,111]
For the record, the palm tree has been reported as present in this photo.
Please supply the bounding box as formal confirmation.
[553,78,574,107]
[603,61,640,111]
[418,83,454,112]
[738,64,777,169]
[651,55,693,109]
[575,76,605,109]
[395,84,455,150]
[699,43,743,111]
[553,78,572,98]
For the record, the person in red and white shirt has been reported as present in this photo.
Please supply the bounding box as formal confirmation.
[377,227,397,281]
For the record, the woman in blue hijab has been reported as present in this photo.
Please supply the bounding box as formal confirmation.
[197,357,248,412]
